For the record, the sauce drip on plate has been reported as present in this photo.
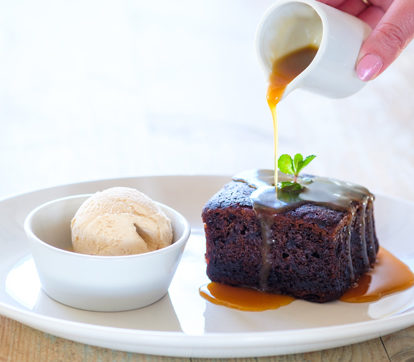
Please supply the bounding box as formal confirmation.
[200,248,414,311]
[341,247,414,303]
[199,282,294,311]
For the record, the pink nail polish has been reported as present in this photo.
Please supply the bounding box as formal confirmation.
[357,54,383,81]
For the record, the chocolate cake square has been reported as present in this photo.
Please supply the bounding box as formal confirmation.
[202,175,379,303]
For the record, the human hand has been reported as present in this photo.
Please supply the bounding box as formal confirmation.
[318,0,414,81]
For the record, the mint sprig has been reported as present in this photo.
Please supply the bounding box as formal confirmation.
[278,153,316,190]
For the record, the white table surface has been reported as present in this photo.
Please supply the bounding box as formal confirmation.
[0,0,413,360]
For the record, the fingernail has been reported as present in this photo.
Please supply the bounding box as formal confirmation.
[357,54,383,81]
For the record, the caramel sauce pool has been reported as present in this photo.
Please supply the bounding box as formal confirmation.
[199,282,294,311]
[267,45,318,187]
[200,248,414,311]
[341,247,414,303]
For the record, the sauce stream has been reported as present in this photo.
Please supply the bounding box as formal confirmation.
[267,45,318,187]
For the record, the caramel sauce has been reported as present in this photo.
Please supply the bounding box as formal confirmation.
[267,45,318,187]
[234,169,373,213]
[200,248,414,311]
[199,282,294,311]
[341,247,414,303]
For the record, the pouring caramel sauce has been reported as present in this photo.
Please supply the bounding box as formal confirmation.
[199,46,414,311]
[267,45,318,187]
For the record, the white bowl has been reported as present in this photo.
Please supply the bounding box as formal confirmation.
[24,194,191,312]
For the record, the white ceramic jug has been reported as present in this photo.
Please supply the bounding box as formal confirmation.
[256,0,371,99]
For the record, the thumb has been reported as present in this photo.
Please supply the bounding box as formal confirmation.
[356,0,414,81]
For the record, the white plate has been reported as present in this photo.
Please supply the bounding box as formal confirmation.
[1,175,414,358]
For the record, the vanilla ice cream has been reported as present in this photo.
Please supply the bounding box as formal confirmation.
[71,187,173,256]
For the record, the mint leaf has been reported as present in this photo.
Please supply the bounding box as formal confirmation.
[293,153,303,175]
[297,154,316,173]
[279,181,294,188]
[278,154,294,175]
[278,153,316,191]
[278,181,303,192]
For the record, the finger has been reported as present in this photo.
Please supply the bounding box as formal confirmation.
[339,0,368,16]
[358,5,385,28]
[370,0,394,10]
[317,0,347,7]
[356,0,414,81]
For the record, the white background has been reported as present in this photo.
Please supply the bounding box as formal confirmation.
[0,0,413,200]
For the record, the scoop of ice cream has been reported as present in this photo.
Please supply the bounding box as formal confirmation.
[71,187,173,256]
